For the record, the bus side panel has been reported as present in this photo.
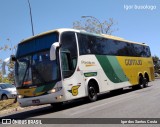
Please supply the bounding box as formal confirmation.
[78,55,113,93]
[117,56,155,85]
[95,55,131,90]
[79,55,131,93]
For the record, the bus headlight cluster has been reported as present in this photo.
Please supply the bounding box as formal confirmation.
[48,87,62,94]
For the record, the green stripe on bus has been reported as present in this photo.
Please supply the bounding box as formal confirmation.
[107,56,128,82]
[34,85,45,93]
[96,55,128,83]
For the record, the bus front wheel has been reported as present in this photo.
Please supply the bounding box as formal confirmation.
[88,83,98,102]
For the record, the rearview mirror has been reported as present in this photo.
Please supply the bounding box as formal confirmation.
[50,42,60,61]
[11,55,17,61]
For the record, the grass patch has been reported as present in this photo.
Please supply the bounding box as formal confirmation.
[0,99,19,112]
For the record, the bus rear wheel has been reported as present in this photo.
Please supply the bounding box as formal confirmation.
[88,83,97,102]
[143,77,148,88]
[143,74,149,88]
[133,76,143,89]
[139,75,144,88]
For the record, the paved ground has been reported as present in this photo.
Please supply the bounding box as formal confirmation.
[1,79,160,127]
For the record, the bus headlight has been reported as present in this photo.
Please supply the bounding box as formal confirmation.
[18,95,24,99]
[48,87,62,94]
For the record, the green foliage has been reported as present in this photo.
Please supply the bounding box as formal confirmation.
[7,60,15,83]
[0,70,10,83]
[0,59,2,82]
[0,61,15,84]
[73,17,118,34]
[0,71,2,82]
[0,39,16,83]
[152,55,160,73]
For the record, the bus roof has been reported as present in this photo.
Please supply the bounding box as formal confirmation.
[20,28,148,46]
[100,34,147,46]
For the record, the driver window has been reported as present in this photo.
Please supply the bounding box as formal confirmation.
[61,32,78,78]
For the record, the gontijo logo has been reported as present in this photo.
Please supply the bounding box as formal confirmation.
[125,59,142,66]
[68,85,81,96]
[71,85,80,96]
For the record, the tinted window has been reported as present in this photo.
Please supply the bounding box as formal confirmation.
[77,33,151,57]
[61,32,78,78]
[61,32,77,60]
[16,32,59,58]
[142,45,151,57]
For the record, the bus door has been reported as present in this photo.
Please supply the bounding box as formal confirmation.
[60,51,85,100]
[60,32,85,100]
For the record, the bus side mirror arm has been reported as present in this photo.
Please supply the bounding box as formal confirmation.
[50,42,60,61]
[11,55,17,62]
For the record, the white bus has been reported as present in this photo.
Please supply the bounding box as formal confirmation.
[10,28,154,107]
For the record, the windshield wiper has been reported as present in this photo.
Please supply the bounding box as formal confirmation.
[21,61,30,87]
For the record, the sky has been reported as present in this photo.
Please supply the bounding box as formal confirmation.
[0,0,160,61]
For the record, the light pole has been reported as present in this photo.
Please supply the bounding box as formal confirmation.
[81,16,103,33]
[27,0,34,36]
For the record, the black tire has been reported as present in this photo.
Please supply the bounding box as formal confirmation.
[143,77,148,88]
[138,75,144,89]
[88,83,98,102]
[133,76,143,90]
[2,94,8,100]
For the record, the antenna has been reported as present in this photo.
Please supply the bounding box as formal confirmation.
[27,0,34,36]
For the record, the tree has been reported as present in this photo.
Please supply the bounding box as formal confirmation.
[73,16,118,34]
[152,55,160,73]
[0,58,3,82]
[7,60,15,83]
[0,38,16,83]
[0,70,2,82]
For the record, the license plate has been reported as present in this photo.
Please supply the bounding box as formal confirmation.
[32,99,40,104]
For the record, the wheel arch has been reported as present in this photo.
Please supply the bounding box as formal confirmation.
[85,77,100,96]
[1,94,8,100]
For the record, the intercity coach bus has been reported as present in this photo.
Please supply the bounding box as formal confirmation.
[10,28,154,107]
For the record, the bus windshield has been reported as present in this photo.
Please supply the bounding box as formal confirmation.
[15,32,59,87]
[15,51,59,87]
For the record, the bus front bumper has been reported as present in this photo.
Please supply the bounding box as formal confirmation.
[17,90,64,107]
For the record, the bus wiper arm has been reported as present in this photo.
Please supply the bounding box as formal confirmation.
[21,61,30,87]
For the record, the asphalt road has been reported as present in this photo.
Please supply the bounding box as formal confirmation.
[1,79,160,127]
